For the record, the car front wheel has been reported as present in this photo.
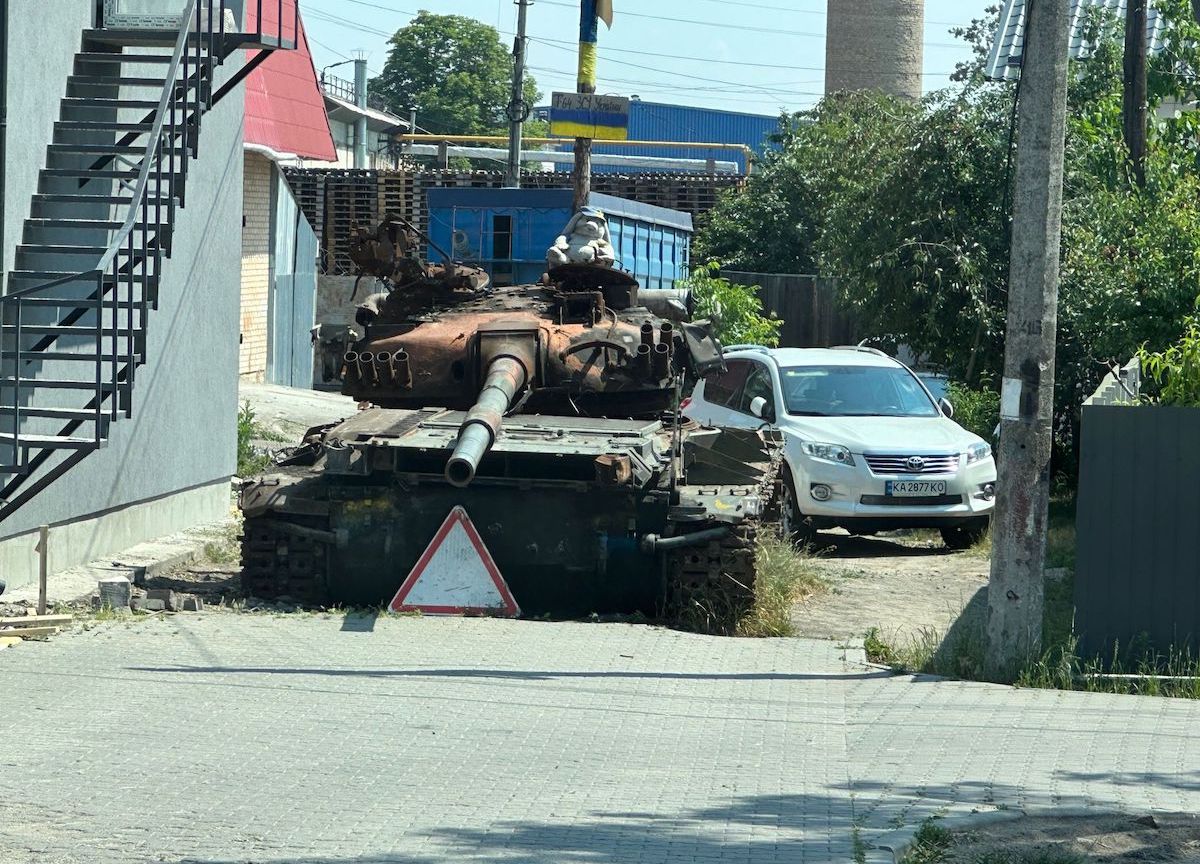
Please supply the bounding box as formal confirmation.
[780,471,815,547]
[940,517,990,551]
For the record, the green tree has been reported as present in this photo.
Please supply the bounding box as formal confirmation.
[369,12,540,136]
[696,1,1200,453]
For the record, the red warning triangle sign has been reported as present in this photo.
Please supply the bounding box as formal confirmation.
[388,506,520,617]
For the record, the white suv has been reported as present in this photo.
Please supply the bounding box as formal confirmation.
[683,346,996,549]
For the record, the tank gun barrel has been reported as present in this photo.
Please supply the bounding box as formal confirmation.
[445,355,529,487]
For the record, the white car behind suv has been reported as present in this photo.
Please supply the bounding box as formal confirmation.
[683,346,996,549]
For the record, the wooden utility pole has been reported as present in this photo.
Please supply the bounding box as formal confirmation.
[572,0,597,209]
[504,0,531,188]
[987,0,1073,679]
[1123,0,1148,187]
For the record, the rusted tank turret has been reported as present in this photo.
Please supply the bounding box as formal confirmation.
[239,216,781,634]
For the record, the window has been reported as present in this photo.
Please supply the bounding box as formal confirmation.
[779,365,939,418]
[736,363,775,419]
[492,214,513,262]
[702,360,751,407]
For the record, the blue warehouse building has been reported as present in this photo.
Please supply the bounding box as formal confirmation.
[534,99,784,174]
[426,188,693,289]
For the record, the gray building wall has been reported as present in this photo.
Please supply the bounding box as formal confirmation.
[0,10,244,585]
[825,0,925,99]
[3,0,96,277]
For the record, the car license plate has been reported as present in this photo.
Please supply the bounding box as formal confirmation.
[886,480,947,497]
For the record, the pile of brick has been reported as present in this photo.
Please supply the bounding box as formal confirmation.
[94,578,205,613]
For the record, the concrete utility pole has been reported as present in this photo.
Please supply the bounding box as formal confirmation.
[353,54,369,170]
[987,0,1073,679]
[1123,0,1148,187]
[505,0,531,188]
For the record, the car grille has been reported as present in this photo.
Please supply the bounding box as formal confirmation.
[860,494,964,506]
[864,454,960,475]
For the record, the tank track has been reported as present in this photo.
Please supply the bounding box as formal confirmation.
[664,458,784,636]
[665,519,761,636]
[240,511,331,606]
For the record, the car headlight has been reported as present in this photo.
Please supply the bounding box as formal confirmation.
[800,442,856,466]
[966,442,992,464]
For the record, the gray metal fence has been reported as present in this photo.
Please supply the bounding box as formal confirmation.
[721,272,857,348]
[1075,404,1200,658]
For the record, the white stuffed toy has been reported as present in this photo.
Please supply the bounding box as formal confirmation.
[547,207,616,269]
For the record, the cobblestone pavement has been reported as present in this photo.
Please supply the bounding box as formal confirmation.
[2,615,1199,864]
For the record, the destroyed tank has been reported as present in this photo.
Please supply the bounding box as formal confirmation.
[239,216,781,633]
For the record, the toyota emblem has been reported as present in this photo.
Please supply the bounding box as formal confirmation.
[905,456,926,472]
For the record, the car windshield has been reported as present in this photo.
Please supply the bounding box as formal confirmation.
[780,365,940,417]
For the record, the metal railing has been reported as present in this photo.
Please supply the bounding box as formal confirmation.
[320,73,391,114]
[0,0,295,503]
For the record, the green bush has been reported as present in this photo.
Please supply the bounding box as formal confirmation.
[683,261,781,348]
[1138,299,1200,406]
[237,401,273,478]
[946,381,1000,441]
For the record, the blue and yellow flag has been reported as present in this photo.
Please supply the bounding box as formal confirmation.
[577,0,613,90]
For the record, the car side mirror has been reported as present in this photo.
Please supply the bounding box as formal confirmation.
[750,396,772,421]
[938,398,954,418]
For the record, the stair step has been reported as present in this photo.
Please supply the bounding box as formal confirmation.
[48,144,166,156]
[0,464,32,476]
[77,53,176,64]
[9,270,154,282]
[0,433,100,450]
[0,349,139,361]
[17,245,111,256]
[69,76,170,88]
[0,325,128,337]
[32,193,173,205]
[0,406,114,422]
[10,297,143,309]
[25,218,169,231]
[41,169,144,179]
[56,120,155,132]
[0,379,125,391]
[61,97,164,109]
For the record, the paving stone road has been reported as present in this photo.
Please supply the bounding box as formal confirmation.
[2,615,1199,864]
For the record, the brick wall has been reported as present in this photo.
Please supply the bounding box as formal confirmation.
[240,151,272,378]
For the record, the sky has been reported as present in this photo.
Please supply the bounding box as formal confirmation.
[301,0,996,116]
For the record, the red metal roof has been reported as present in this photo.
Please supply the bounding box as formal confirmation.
[243,1,336,162]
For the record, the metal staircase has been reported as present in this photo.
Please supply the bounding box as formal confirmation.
[0,1,296,521]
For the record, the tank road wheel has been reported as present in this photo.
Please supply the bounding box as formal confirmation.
[240,514,331,606]
[665,522,759,636]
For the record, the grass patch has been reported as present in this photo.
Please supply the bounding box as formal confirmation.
[905,818,953,864]
[201,521,243,565]
[865,618,987,680]
[737,530,827,637]
[237,401,282,477]
[973,853,1085,864]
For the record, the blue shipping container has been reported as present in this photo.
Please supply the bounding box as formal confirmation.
[534,99,783,174]
[426,188,693,290]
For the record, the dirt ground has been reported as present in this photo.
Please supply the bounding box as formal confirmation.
[931,813,1200,863]
[791,530,989,645]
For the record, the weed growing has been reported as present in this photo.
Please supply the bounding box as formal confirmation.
[905,819,953,864]
[237,401,282,477]
[737,530,826,637]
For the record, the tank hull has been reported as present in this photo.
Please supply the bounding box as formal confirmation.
[240,408,781,631]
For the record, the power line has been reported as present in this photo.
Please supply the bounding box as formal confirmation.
[525,33,959,77]
[533,0,963,46]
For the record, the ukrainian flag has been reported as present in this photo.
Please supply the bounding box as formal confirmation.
[551,108,629,141]
[576,0,613,91]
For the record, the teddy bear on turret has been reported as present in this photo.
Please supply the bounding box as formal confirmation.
[547,207,617,270]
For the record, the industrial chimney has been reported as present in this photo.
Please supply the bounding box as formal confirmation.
[825,0,925,99]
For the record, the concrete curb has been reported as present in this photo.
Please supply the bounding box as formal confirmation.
[2,518,236,607]
[866,805,1163,863]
